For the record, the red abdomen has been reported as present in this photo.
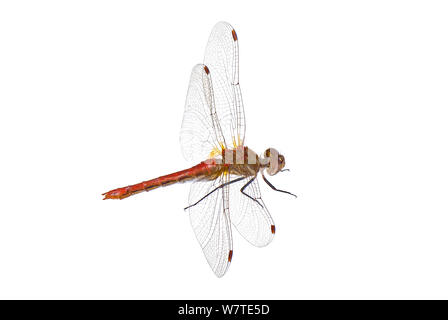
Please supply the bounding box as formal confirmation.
[102,160,219,200]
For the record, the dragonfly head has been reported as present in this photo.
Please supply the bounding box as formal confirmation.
[262,148,285,175]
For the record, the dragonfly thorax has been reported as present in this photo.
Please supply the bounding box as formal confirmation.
[216,146,285,177]
[218,146,260,176]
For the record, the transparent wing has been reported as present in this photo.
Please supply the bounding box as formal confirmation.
[180,64,226,163]
[187,175,233,277]
[229,175,275,247]
[204,21,246,148]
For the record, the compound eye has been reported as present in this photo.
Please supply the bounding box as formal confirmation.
[264,148,279,159]
[264,148,271,158]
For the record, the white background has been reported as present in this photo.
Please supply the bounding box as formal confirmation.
[1,0,447,299]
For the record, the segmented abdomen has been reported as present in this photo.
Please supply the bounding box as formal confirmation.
[103,160,219,200]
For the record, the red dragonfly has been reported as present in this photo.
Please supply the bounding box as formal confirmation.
[103,22,296,277]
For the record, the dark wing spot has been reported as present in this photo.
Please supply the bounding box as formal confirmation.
[228,250,233,262]
[271,225,276,234]
[232,29,237,41]
[204,65,210,74]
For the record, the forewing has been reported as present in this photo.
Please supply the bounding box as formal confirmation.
[187,175,233,277]
[229,176,275,247]
[204,21,246,148]
[180,64,226,163]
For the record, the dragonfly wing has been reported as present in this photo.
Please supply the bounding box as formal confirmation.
[229,176,275,247]
[204,21,246,148]
[180,64,226,163]
[187,175,233,277]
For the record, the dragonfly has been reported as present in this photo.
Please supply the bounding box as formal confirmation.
[103,22,296,277]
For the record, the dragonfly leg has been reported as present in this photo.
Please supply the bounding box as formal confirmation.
[240,176,264,208]
[262,173,297,198]
[184,176,246,210]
